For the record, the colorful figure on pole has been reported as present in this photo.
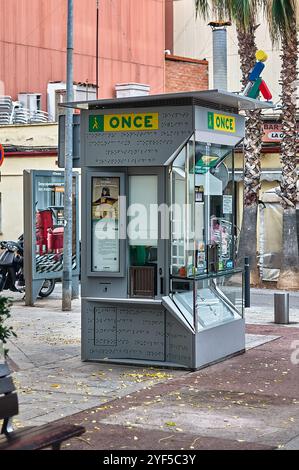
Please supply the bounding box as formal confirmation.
[242,50,272,101]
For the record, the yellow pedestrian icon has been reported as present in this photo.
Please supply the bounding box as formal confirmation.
[93,117,99,130]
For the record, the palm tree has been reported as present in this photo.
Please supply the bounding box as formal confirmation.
[195,0,263,285]
[264,0,299,289]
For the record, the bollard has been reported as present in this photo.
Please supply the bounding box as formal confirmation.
[274,293,289,324]
[244,257,250,308]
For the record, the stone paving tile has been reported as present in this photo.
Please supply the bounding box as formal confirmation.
[245,307,299,327]
[246,334,280,350]
[100,388,299,448]
[284,434,299,450]
[61,424,274,450]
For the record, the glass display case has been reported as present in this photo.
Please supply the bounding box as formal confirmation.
[169,135,243,331]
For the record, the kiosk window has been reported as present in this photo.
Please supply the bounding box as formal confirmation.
[170,140,235,278]
[128,175,158,298]
[91,176,120,273]
[128,175,158,264]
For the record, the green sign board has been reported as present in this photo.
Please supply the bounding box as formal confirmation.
[208,112,236,133]
[89,113,159,133]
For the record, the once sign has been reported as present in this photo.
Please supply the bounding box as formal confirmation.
[208,112,236,133]
[89,112,159,133]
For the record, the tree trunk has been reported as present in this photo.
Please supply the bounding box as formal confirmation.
[237,204,260,285]
[277,19,299,290]
[277,208,299,289]
[236,26,263,285]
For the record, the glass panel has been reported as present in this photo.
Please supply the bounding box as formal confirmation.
[128,175,158,298]
[128,175,158,264]
[186,137,195,277]
[170,139,235,279]
[170,147,186,277]
[171,271,243,331]
[34,174,77,275]
[91,176,120,273]
[170,136,199,278]
[194,143,235,273]
[169,138,243,330]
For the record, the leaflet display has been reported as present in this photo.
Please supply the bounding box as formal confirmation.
[91,176,120,273]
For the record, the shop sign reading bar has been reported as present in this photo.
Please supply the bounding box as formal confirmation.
[89,113,159,133]
[208,112,236,133]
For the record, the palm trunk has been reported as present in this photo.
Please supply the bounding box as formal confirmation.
[277,19,299,289]
[236,26,263,285]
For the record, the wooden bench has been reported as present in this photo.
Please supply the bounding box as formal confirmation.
[0,363,85,450]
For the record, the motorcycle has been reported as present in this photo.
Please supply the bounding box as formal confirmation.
[0,235,56,298]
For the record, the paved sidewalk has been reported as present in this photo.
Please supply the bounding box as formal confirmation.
[5,287,299,449]
[58,323,299,450]
[246,288,299,326]
[7,294,185,427]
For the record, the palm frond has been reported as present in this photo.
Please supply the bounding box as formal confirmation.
[264,0,297,43]
[195,0,261,31]
[194,0,210,19]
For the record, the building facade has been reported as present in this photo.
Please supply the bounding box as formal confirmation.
[0,124,58,241]
[0,0,166,117]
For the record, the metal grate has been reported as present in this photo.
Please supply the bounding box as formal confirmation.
[90,96,237,114]
[130,266,155,298]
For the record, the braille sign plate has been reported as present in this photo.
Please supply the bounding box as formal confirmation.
[84,106,193,167]
[89,113,159,133]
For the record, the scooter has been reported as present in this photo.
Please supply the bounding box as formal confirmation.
[0,235,55,297]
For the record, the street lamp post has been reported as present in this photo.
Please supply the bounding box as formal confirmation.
[62,0,74,311]
[96,0,99,99]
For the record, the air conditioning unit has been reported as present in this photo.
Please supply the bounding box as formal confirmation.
[18,93,41,113]
[115,83,150,98]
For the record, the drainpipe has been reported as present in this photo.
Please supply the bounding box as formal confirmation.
[209,21,231,91]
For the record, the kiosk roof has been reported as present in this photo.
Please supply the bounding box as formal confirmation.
[61,90,274,113]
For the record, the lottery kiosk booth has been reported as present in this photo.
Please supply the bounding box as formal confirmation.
[63,91,270,369]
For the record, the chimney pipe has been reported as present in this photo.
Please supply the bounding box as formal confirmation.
[209,21,231,91]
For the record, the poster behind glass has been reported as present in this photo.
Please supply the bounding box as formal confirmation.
[194,143,235,273]
[92,177,120,273]
[34,175,77,275]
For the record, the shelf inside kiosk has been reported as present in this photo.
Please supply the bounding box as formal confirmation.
[168,136,243,331]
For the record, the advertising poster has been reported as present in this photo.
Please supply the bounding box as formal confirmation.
[34,175,77,275]
[92,177,120,273]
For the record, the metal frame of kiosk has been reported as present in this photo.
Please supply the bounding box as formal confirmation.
[62,91,272,370]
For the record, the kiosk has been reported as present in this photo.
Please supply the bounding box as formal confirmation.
[63,91,272,369]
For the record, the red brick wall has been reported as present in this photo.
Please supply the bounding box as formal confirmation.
[165,55,209,93]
